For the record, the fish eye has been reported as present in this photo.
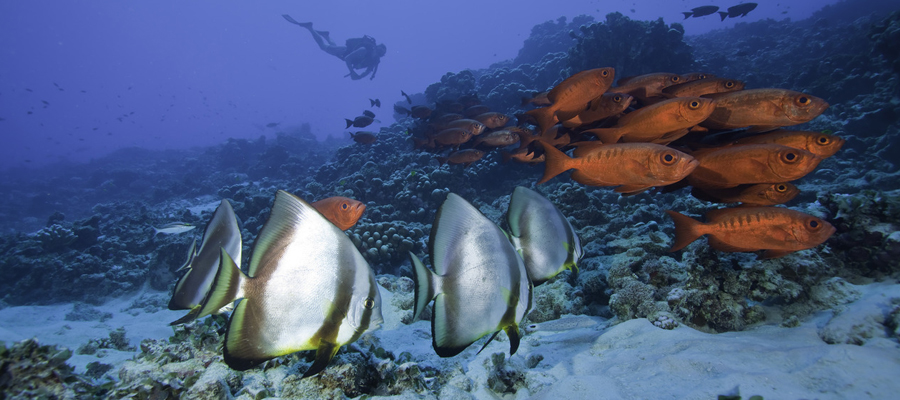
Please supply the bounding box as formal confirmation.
[363,298,375,309]
[808,220,820,229]
[817,136,831,145]
[661,152,677,165]
[698,74,707,79]
[341,202,349,210]
[601,70,609,77]
[689,100,701,109]
[796,96,811,106]
[614,95,622,102]
[724,81,735,88]
[671,76,681,83]
[781,151,799,163]
[776,184,787,192]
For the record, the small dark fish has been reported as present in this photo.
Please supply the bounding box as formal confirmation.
[683,5,719,19]
[363,110,376,118]
[41,100,49,106]
[719,3,758,20]
[266,122,279,128]
[394,104,410,115]
[401,90,412,104]
[369,98,381,108]
[25,88,33,92]
[350,131,377,145]
[345,115,374,129]
[410,105,433,119]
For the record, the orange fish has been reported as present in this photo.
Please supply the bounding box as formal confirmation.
[473,112,511,129]
[538,141,698,195]
[562,92,634,129]
[437,149,485,167]
[463,105,492,119]
[472,129,521,148]
[678,72,716,82]
[430,127,474,148]
[665,207,835,258]
[521,90,551,107]
[349,131,377,144]
[502,148,544,164]
[311,196,366,231]
[732,129,844,158]
[663,78,745,98]
[584,97,716,144]
[608,72,682,102]
[700,89,829,131]
[691,182,800,206]
[687,144,822,189]
[526,67,616,133]
[445,118,487,136]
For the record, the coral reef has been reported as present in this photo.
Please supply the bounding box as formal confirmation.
[0,339,93,399]
[568,12,695,77]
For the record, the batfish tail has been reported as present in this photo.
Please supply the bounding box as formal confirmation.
[171,248,245,325]
[345,119,354,129]
[537,141,573,184]
[665,210,704,252]
[718,12,728,21]
[410,252,437,321]
[682,12,692,19]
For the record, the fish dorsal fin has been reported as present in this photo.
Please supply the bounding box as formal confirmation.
[199,200,242,268]
[507,186,531,238]
[430,193,487,275]
[171,248,247,325]
[247,191,319,277]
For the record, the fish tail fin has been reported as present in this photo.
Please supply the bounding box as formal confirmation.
[525,107,556,135]
[302,340,340,378]
[718,12,728,21]
[682,12,693,19]
[537,141,573,184]
[410,252,437,321]
[583,128,622,144]
[171,248,245,325]
[345,119,354,129]
[665,210,704,252]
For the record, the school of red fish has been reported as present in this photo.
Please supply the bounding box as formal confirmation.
[398,67,840,259]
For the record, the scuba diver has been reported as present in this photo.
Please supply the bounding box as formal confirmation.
[282,14,387,80]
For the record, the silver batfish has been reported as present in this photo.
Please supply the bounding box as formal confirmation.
[168,199,242,324]
[411,193,532,357]
[195,190,382,377]
[507,186,583,285]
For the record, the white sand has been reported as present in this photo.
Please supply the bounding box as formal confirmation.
[3,282,900,398]
[0,289,186,374]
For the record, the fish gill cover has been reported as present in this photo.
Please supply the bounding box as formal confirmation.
[1,2,900,398]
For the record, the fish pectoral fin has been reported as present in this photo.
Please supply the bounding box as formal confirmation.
[303,340,341,378]
[614,184,651,196]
